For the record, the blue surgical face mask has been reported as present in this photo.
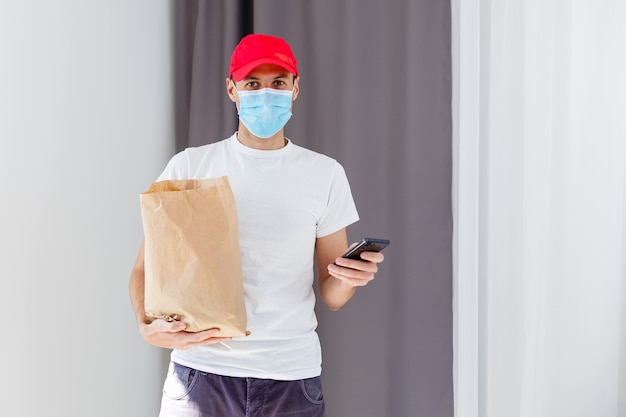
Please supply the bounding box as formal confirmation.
[234,84,294,139]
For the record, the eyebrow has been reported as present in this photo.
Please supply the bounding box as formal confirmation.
[244,73,291,81]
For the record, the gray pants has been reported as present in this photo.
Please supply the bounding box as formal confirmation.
[159,362,326,417]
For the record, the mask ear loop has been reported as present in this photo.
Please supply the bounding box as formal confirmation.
[289,77,299,103]
[230,79,241,112]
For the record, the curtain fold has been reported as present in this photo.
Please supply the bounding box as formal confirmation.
[453,1,626,416]
[174,0,248,151]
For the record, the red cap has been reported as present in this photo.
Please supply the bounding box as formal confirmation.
[229,34,298,81]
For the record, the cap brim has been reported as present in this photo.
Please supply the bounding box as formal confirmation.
[231,58,297,81]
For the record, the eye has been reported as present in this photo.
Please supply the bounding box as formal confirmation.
[272,80,287,88]
[245,81,260,89]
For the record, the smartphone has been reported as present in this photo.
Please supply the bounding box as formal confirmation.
[340,237,390,261]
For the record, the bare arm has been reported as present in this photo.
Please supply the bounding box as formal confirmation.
[129,239,232,349]
[129,240,149,327]
[316,229,385,311]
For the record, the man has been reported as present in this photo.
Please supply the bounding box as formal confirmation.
[129,33,385,417]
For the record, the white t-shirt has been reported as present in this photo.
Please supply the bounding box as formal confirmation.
[155,132,359,380]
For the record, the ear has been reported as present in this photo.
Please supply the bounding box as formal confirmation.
[226,77,237,103]
[292,76,300,101]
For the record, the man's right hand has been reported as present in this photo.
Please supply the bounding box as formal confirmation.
[139,318,233,350]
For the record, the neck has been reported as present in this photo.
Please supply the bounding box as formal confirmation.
[236,126,287,150]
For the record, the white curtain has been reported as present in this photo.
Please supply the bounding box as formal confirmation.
[452,1,626,416]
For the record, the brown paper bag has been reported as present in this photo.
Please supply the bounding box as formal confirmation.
[139,176,249,337]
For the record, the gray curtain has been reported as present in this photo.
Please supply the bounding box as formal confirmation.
[174,1,453,416]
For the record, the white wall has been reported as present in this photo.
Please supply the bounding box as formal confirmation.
[0,2,174,416]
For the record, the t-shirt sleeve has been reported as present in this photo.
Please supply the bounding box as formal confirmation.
[316,162,360,238]
[155,150,189,181]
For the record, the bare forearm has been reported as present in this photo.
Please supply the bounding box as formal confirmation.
[129,265,148,325]
[129,240,148,325]
[319,273,356,311]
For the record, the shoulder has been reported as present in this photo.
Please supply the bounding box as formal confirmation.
[290,142,341,169]
[158,137,231,181]
[182,137,229,157]
[172,137,231,166]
